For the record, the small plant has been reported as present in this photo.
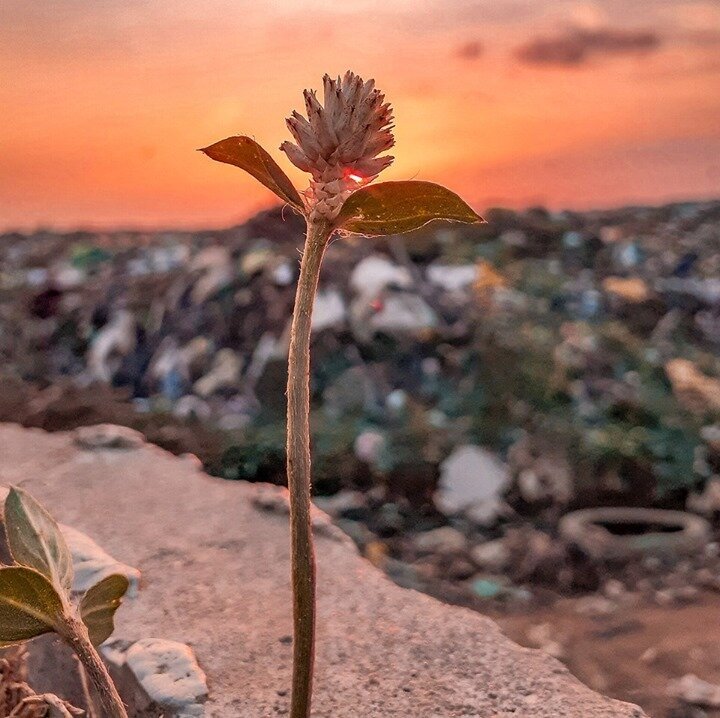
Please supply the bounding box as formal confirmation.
[202,71,482,717]
[0,487,129,718]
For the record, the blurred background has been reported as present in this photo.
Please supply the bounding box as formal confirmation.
[1,2,720,716]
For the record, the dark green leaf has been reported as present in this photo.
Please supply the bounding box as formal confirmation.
[334,181,483,236]
[0,566,64,643]
[4,487,73,593]
[80,574,129,646]
[200,136,304,212]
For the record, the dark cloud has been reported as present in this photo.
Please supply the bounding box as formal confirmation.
[457,40,483,60]
[515,27,662,67]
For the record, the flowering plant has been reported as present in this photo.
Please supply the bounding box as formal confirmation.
[202,71,482,717]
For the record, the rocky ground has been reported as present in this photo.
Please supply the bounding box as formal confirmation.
[0,423,645,718]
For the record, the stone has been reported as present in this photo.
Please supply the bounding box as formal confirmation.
[362,292,438,340]
[350,255,412,297]
[61,524,141,597]
[119,638,208,714]
[0,425,646,717]
[526,623,565,659]
[471,539,510,572]
[73,424,145,450]
[312,288,346,333]
[669,674,720,707]
[426,264,477,292]
[414,526,467,554]
[435,445,510,517]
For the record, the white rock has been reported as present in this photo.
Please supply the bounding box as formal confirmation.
[117,638,208,713]
[350,255,412,296]
[368,292,437,336]
[669,673,720,707]
[435,446,510,515]
[61,524,141,598]
[426,264,477,293]
[313,288,346,332]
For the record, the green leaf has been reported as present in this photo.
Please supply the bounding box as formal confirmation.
[334,181,483,236]
[80,574,130,646]
[0,566,64,643]
[4,487,73,593]
[200,136,304,212]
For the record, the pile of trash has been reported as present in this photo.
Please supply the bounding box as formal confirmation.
[2,200,720,602]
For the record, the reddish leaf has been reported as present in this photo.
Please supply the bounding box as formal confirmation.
[200,136,304,212]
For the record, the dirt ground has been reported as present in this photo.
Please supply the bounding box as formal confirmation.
[493,592,720,718]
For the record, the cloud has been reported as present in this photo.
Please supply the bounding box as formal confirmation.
[457,40,483,60]
[515,27,662,66]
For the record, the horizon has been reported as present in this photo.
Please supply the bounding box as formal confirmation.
[2,0,719,232]
[2,194,720,237]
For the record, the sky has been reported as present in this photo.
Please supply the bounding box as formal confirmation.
[1,0,719,231]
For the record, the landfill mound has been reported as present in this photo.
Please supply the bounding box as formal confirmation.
[1,201,720,610]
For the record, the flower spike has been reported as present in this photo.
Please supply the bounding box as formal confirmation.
[280,71,395,221]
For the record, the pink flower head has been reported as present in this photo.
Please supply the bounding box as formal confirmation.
[281,71,395,220]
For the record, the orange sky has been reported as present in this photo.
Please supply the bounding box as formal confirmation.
[1,0,719,230]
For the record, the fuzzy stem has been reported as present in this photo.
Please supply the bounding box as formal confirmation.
[287,218,331,718]
[59,617,128,718]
